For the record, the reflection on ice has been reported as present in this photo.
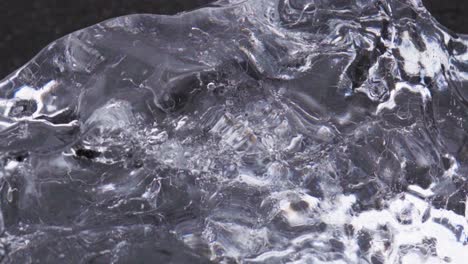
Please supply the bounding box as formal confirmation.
[0,0,467,263]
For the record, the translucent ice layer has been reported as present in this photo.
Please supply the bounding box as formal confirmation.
[0,0,467,263]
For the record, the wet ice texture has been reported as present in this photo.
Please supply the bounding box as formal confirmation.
[0,0,467,263]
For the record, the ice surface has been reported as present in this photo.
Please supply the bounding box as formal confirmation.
[0,0,467,263]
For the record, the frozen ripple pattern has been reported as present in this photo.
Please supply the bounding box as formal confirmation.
[0,0,467,263]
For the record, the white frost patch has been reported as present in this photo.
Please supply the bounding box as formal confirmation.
[175,116,189,130]
[407,184,434,198]
[284,134,303,152]
[376,81,431,114]
[4,160,19,171]
[351,193,468,263]
[237,171,269,187]
[398,31,449,78]
[321,195,356,226]
[99,184,116,193]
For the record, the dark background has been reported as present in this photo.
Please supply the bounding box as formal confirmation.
[0,0,466,78]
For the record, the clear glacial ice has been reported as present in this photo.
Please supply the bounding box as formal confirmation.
[0,0,467,263]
